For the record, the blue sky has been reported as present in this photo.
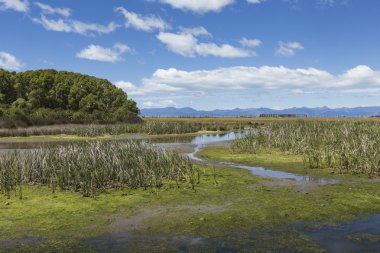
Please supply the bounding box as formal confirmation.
[1,0,380,110]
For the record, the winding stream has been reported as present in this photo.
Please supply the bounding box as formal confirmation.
[149,130,338,186]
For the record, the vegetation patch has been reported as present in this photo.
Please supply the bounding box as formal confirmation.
[0,69,140,127]
[0,141,198,197]
[232,120,380,176]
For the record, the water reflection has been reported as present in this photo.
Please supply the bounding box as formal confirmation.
[216,162,338,186]
[147,131,249,145]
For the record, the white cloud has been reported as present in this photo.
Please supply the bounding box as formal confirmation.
[157,32,197,57]
[138,65,380,95]
[115,80,182,96]
[142,100,176,108]
[35,2,71,17]
[275,41,304,56]
[159,0,234,13]
[32,16,118,36]
[157,29,253,58]
[76,43,131,62]
[114,81,146,96]
[115,7,170,32]
[239,38,262,48]
[118,65,380,97]
[0,51,23,71]
[0,0,28,12]
[179,26,211,37]
[196,43,254,58]
[247,0,266,4]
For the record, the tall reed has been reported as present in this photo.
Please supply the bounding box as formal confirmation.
[232,121,380,176]
[0,141,199,197]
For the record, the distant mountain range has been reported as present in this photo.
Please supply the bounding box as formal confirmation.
[141,106,380,118]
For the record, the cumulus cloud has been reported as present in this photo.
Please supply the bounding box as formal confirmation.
[158,0,234,13]
[134,65,380,96]
[115,7,170,32]
[157,28,253,58]
[239,38,262,48]
[34,2,71,17]
[32,15,118,36]
[0,0,28,12]
[115,79,182,96]
[275,41,304,56]
[0,51,23,71]
[142,100,176,108]
[76,43,131,62]
[115,81,137,91]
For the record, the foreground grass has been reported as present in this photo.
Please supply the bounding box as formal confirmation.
[0,141,197,197]
[2,163,380,252]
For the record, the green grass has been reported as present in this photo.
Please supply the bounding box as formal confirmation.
[198,146,308,173]
[2,164,380,252]
[198,146,368,180]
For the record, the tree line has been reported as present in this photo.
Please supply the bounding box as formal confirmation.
[0,68,140,127]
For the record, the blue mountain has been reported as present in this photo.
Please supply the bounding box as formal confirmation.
[141,106,380,117]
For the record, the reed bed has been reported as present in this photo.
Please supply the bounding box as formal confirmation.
[232,121,380,176]
[0,141,199,198]
[0,120,253,138]
[0,122,194,137]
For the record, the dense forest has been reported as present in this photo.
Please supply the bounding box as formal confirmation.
[0,69,140,127]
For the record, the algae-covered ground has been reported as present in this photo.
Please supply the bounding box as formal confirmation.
[2,147,380,252]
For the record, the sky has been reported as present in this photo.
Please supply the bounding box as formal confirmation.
[1,0,380,110]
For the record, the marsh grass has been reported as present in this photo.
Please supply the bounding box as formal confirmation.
[0,141,199,198]
[232,121,380,176]
[0,120,252,138]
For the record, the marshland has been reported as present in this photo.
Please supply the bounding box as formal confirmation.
[1,117,380,252]
[3,0,380,251]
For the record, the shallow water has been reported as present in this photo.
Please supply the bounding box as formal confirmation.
[84,215,380,253]
[300,215,380,253]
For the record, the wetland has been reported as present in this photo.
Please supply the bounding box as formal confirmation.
[1,120,380,252]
